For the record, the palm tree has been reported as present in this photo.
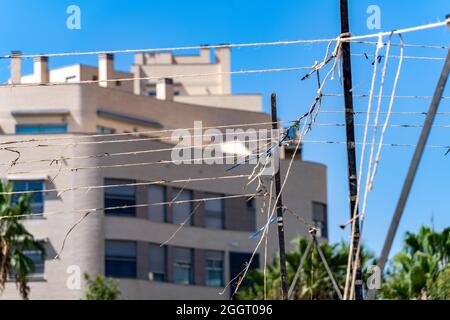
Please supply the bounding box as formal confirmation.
[238,237,373,300]
[428,266,450,299]
[0,180,45,299]
[380,226,449,299]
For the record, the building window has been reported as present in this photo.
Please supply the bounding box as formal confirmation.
[65,75,77,83]
[104,179,136,217]
[148,244,166,282]
[9,248,45,280]
[105,240,137,278]
[24,249,45,279]
[16,124,68,134]
[174,91,181,96]
[96,126,116,134]
[12,180,44,215]
[172,189,192,225]
[204,193,224,229]
[147,91,157,97]
[205,251,224,287]
[148,185,166,222]
[173,247,193,285]
[229,252,260,298]
[312,202,328,238]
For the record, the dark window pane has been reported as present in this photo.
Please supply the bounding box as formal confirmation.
[96,126,116,134]
[104,179,136,216]
[152,273,166,282]
[12,180,44,215]
[105,240,137,278]
[25,249,45,278]
[9,248,45,280]
[312,202,328,238]
[229,252,259,298]
[105,260,137,278]
[104,197,136,216]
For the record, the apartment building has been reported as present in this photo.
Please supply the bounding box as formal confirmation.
[0,48,327,300]
[132,46,262,112]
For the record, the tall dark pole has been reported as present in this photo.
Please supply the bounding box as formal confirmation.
[339,0,364,300]
[271,93,288,300]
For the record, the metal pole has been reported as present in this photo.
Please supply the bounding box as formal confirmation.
[271,93,288,300]
[367,18,450,300]
[288,235,313,299]
[314,233,343,300]
[339,0,364,300]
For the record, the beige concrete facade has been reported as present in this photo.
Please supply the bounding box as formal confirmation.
[132,47,262,112]
[16,46,261,112]
[0,51,327,300]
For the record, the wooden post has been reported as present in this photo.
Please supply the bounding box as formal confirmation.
[339,0,364,300]
[271,93,288,300]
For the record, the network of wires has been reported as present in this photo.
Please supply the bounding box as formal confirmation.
[0,17,449,301]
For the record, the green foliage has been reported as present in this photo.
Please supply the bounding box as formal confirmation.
[240,226,449,300]
[380,226,449,300]
[428,266,450,300]
[83,273,121,300]
[0,180,45,300]
[238,237,373,300]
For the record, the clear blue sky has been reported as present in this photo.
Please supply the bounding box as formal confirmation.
[0,0,449,258]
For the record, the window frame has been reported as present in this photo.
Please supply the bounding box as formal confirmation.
[148,244,167,282]
[312,202,328,238]
[104,240,137,279]
[15,124,68,134]
[205,251,224,287]
[104,178,137,217]
[11,180,45,216]
[96,126,116,134]
[8,247,46,281]
[23,249,45,280]
[65,75,77,83]
[172,247,194,285]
